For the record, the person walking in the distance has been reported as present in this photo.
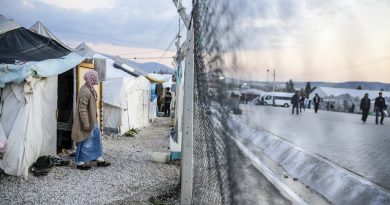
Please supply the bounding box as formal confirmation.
[291,91,299,115]
[163,87,172,117]
[72,70,111,170]
[313,93,321,113]
[300,95,306,112]
[360,93,370,124]
[374,92,386,125]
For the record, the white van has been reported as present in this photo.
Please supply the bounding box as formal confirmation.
[257,92,294,107]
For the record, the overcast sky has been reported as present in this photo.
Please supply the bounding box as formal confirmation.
[1,0,389,83]
[226,0,390,83]
[0,0,192,67]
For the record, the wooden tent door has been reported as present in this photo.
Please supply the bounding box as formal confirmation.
[77,62,104,132]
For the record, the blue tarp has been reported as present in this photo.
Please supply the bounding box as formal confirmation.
[0,52,84,87]
[151,83,157,101]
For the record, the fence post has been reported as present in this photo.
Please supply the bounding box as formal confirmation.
[180,23,194,205]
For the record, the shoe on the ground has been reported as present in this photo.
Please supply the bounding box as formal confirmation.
[97,161,111,167]
[77,164,91,170]
[381,122,384,125]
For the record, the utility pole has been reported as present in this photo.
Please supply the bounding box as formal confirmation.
[273,69,276,92]
[172,1,194,204]
[266,69,269,91]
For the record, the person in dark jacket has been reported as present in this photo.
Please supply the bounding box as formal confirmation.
[291,91,299,115]
[300,95,306,112]
[163,87,172,117]
[374,92,386,125]
[313,93,321,113]
[360,93,371,123]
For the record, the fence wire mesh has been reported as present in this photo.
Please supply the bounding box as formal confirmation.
[189,0,290,204]
[184,0,390,204]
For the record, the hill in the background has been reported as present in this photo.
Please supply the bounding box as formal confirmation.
[293,81,390,91]
[239,79,390,91]
[127,60,175,74]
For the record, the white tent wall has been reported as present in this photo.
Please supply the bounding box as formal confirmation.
[0,76,57,177]
[123,76,151,133]
[149,98,157,123]
[103,104,122,131]
[103,76,152,135]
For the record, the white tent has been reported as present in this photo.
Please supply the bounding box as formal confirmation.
[103,76,153,134]
[0,16,85,176]
[309,87,390,100]
[76,47,157,134]
[309,87,390,113]
[0,15,20,34]
[1,76,58,176]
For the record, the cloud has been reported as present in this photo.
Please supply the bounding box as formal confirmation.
[36,0,119,12]
[0,0,181,50]
[218,0,390,82]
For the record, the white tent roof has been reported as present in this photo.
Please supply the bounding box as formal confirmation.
[147,73,172,87]
[309,87,390,100]
[29,21,71,50]
[93,53,134,79]
[75,43,96,58]
[0,15,20,34]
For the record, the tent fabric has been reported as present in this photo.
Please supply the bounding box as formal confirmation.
[0,52,84,87]
[103,76,153,134]
[0,27,70,64]
[29,21,72,51]
[0,76,57,177]
[103,78,130,109]
[0,15,21,34]
[94,53,132,79]
[74,43,96,58]
[74,44,139,78]
[110,55,148,76]
[146,73,173,86]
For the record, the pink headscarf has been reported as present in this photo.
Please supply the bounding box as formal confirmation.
[84,70,99,99]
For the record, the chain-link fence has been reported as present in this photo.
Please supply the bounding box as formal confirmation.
[179,0,390,204]
[190,0,290,204]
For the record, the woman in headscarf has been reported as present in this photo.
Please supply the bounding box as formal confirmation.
[71,70,110,170]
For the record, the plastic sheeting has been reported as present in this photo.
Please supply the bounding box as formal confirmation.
[103,76,153,134]
[0,123,6,153]
[0,52,84,87]
[0,76,57,177]
[0,27,70,64]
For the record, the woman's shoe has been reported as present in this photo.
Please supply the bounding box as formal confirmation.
[77,164,91,170]
[97,161,111,167]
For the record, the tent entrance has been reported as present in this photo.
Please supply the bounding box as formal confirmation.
[57,69,74,153]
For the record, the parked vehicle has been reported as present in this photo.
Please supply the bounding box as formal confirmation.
[256,92,294,107]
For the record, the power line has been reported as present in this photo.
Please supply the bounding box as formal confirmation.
[152,15,179,45]
[73,15,180,50]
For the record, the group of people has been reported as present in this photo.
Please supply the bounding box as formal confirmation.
[290,92,321,115]
[290,90,387,125]
[360,92,387,125]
